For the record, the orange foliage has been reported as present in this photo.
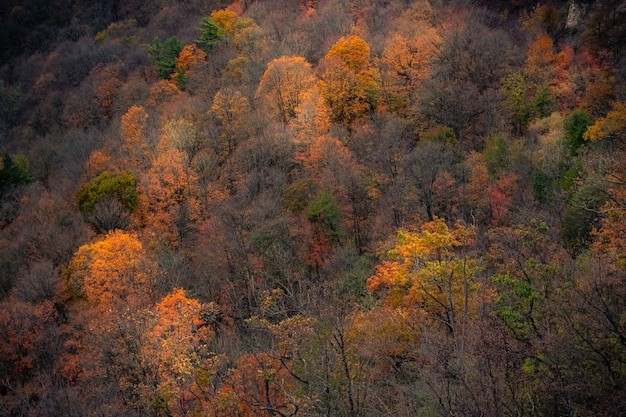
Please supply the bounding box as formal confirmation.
[143,146,199,246]
[227,1,243,15]
[213,352,300,417]
[120,105,150,167]
[524,34,556,85]
[85,149,113,178]
[148,288,225,416]
[121,105,148,143]
[172,43,207,89]
[488,174,518,226]
[65,230,155,311]
[289,86,332,143]
[378,31,438,112]
[146,79,181,108]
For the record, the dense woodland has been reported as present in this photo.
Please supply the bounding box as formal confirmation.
[0,0,625,416]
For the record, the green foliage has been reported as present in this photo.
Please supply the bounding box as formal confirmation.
[562,109,593,155]
[336,249,375,302]
[421,125,457,144]
[531,167,554,203]
[196,17,225,52]
[306,190,343,239]
[146,36,184,80]
[0,153,32,199]
[530,83,556,119]
[282,178,317,213]
[557,156,582,192]
[483,133,509,176]
[76,171,138,215]
[491,272,544,341]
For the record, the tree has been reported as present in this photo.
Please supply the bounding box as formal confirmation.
[320,35,380,126]
[75,171,138,232]
[196,16,226,52]
[120,105,150,167]
[147,36,184,80]
[501,72,533,134]
[214,352,301,417]
[256,56,317,123]
[210,87,251,158]
[524,34,557,87]
[289,86,332,144]
[364,218,485,416]
[143,146,200,246]
[0,153,32,200]
[201,9,261,54]
[148,288,225,416]
[406,137,456,222]
[65,230,155,311]
[562,109,593,155]
[171,44,207,91]
[417,10,512,141]
[377,30,439,114]
[368,219,481,349]
[583,100,626,143]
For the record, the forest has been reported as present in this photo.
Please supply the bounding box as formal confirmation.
[0,0,625,416]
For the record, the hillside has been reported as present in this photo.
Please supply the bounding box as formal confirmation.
[1,0,625,416]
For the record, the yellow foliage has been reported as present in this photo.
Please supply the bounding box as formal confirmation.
[257,56,317,123]
[211,87,250,126]
[326,35,371,73]
[367,219,482,330]
[322,34,381,125]
[210,9,239,35]
[583,101,626,142]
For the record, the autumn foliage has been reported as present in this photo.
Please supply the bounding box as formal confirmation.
[1,1,626,416]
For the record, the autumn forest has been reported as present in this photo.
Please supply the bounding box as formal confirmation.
[0,0,625,416]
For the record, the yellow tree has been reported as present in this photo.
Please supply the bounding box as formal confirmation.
[367,219,482,357]
[321,35,380,126]
[583,100,626,268]
[211,87,251,157]
[256,56,317,123]
[347,219,485,415]
[289,85,332,144]
[583,100,626,143]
